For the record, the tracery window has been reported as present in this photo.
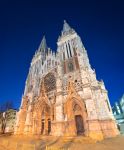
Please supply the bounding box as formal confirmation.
[66,43,69,58]
[68,42,72,57]
[44,73,56,92]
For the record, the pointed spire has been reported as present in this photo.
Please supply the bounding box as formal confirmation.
[63,20,71,32]
[38,36,47,53]
[62,20,74,35]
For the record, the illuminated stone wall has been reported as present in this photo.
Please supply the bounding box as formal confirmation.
[14,21,119,140]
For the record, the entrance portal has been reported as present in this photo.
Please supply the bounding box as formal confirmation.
[75,115,84,135]
[41,119,51,135]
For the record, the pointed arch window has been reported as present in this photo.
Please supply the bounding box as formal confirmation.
[66,43,69,58]
[68,42,72,57]
[68,62,74,72]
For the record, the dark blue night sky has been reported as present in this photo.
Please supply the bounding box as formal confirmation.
[0,0,124,109]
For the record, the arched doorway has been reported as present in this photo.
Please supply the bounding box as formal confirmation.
[39,72,56,135]
[41,104,51,135]
[75,115,84,135]
[73,103,85,135]
[64,96,87,136]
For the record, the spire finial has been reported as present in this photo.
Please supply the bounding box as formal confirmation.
[62,20,74,35]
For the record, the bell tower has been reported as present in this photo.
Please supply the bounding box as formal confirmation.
[24,36,48,98]
[57,20,91,75]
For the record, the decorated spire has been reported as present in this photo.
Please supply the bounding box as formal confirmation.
[62,20,74,35]
[38,36,47,53]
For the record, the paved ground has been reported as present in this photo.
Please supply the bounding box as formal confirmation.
[0,134,124,150]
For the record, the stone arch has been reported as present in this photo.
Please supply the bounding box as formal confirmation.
[64,94,88,136]
[32,99,52,135]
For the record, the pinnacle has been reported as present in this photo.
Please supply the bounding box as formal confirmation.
[63,20,71,32]
[38,35,47,52]
[62,20,74,35]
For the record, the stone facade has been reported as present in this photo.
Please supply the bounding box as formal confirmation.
[14,21,119,140]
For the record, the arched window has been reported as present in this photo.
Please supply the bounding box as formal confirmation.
[66,43,69,58]
[68,62,74,72]
[68,42,72,57]
[44,73,56,92]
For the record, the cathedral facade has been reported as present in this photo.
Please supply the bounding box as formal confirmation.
[15,21,119,140]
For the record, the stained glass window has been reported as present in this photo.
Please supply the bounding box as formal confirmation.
[44,73,56,92]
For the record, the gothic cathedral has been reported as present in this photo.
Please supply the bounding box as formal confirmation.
[15,21,119,140]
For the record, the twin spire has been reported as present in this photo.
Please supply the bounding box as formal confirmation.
[38,36,47,53]
[37,20,74,54]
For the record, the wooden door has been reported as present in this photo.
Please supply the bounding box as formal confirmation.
[75,115,84,135]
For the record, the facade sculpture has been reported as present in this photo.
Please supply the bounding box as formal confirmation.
[14,21,119,140]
